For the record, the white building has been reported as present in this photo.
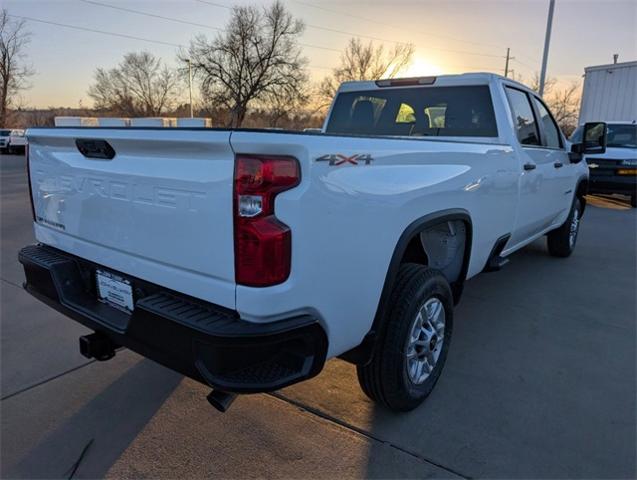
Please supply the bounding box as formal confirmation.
[579,59,637,124]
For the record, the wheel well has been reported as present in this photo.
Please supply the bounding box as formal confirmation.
[399,219,468,290]
[401,235,429,265]
[339,212,472,366]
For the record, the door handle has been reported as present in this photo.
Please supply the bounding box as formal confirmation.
[554,161,564,168]
[523,163,536,171]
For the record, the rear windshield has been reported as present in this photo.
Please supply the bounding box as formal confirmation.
[325,85,498,137]
[571,123,637,148]
[0,130,11,136]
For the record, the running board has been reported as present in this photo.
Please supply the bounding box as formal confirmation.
[483,234,511,273]
[484,255,509,272]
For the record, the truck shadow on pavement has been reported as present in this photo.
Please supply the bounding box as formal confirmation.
[3,357,181,479]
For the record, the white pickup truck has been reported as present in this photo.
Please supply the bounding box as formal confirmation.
[20,73,607,412]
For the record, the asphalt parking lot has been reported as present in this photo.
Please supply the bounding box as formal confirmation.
[1,153,635,479]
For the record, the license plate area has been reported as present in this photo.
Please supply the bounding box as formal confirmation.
[96,269,134,313]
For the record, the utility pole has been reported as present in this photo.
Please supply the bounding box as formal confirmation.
[539,0,555,96]
[504,48,511,77]
[186,58,193,118]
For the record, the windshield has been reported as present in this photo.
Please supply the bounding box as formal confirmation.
[0,130,11,137]
[326,85,498,137]
[570,123,636,148]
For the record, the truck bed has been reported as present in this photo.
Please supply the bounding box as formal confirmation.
[27,126,516,356]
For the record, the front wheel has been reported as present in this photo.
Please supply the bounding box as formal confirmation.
[357,264,454,412]
[547,197,582,257]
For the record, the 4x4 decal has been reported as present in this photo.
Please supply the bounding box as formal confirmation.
[316,154,374,166]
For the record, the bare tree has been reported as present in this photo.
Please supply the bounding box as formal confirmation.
[529,73,581,136]
[0,9,34,127]
[182,1,308,128]
[88,51,180,116]
[545,82,581,136]
[529,72,557,97]
[263,85,310,127]
[317,38,414,109]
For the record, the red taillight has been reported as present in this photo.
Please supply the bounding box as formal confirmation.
[26,144,36,221]
[234,154,300,287]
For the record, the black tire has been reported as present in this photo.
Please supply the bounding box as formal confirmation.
[357,264,454,411]
[631,195,636,209]
[547,197,582,257]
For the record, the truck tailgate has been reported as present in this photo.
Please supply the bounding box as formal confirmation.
[26,128,236,309]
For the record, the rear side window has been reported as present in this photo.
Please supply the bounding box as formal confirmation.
[505,87,540,146]
[326,85,498,137]
[533,97,562,148]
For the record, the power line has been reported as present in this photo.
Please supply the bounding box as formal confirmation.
[289,0,503,50]
[8,13,337,72]
[516,51,541,64]
[8,14,183,48]
[512,57,537,72]
[195,0,505,59]
[79,0,223,31]
[10,13,503,78]
[195,0,231,9]
[300,43,341,53]
[79,0,341,53]
[290,0,390,28]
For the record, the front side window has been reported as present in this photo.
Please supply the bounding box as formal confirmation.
[395,103,416,124]
[533,97,562,148]
[570,126,583,143]
[326,85,498,137]
[505,87,540,146]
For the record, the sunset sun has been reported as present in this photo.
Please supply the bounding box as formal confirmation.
[400,57,444,77]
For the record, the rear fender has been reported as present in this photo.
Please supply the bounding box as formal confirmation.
[340,208,472,365]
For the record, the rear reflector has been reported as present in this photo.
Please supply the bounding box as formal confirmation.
[375,76,437,87]
[234,155,300,287]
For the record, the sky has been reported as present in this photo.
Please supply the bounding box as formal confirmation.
[4,0,637,108]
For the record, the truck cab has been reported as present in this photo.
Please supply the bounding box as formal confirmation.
[571,121,637,207]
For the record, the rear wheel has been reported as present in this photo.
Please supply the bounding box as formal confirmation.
[547,197,582,257]
[357,264,453,411]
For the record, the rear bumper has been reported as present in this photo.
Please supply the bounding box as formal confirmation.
[19,244,327,393]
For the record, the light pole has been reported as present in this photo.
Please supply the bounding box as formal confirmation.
[539,0,555,96]
[504,47,511,77]
[186,58,193,118]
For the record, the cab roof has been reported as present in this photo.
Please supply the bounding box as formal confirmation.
[337,72,532,93]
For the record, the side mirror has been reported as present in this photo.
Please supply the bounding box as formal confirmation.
[570,122,607,163]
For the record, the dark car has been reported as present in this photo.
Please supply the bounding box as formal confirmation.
[571,122,637,207]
